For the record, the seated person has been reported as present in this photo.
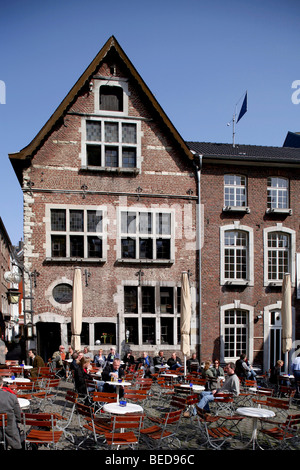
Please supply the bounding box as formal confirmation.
[153,350,167,367]
[106,348,120,363]
[28,349,45,378]
[137,352,154,377]
[187,353,200,372]
[52,345,66,377]
[74,357,103,395]
[167,352,182,371]
[93,349,106,368]
[210,359,225,378]
[184,362,240,416]
[102,358,125,397]
[122,350,135,370]
[0,377,22,449]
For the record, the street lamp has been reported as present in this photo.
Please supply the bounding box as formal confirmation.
[6,288,21,305]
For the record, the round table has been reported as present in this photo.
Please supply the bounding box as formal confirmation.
[102,402,143,415]
[191,384,205,393]
[236,406,275,450]
[18,398,30,409]
[3,377,31,384]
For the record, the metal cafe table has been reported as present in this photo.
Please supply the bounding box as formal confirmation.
[236,406,275,450]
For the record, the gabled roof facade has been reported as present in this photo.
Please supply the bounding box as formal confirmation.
[9,35,193,185]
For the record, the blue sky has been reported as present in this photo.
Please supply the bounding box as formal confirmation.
[0,0,299,245]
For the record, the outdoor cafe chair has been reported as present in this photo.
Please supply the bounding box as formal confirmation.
[259,413,300,450]
[22,412,63,450]
[92,391,118,413]
[213,392,235,416]
[252,396,290,419]
[75,401,112,449]
[104,414,145,450]
[195,405,240,450]
[56,390,79,443]
[278,385,296,403]
[140,408,182,449]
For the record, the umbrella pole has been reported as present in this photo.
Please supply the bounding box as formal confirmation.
[284,352,288,374]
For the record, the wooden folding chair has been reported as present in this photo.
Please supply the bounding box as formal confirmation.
[57,390,79,443]
[278,385,296,404]
[0,413,7,450]
[253,396,290,419]
[75,401,111,449]
[195,405,239,450]
[92,391,118,413]
[140,409,182,449]
[124,389,149,407]
[22,412,63,450]
[104,414,145,450]
[213,393,235,416]
[259,413,300,450]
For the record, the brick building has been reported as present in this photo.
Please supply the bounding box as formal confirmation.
[9,37,199,363]
[9,36,300,371]
[187,141,300,371]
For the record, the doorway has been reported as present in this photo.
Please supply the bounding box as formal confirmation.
[36,322,61,363]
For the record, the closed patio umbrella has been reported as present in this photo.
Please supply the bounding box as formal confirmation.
[71,267,83,351]
[180,271,191,377]
[281,273,292,373]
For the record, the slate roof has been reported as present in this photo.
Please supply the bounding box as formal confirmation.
[186,141,300,164]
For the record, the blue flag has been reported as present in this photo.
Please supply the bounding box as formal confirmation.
[236,92,247,123]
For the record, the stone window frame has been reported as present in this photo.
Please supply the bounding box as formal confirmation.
[220,301,254,364]
[81,116,141,171]
[116,207,175,263]
[263,224,296,286]
[122,282,182,347]
[45,204,107,261]
[220,222,254,286]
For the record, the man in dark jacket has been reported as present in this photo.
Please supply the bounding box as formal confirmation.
[0,377,22,449]
[167,352,182,370]
[235,353,251,380]
[102,358,125,397]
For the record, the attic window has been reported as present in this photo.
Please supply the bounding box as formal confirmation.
[100,85,123,112]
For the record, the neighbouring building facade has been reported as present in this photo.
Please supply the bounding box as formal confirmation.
[186,142,300,371]
[9,37,300,370]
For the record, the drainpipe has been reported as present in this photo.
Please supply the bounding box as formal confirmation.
[192,152,203,362]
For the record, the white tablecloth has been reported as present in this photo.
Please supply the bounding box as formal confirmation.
[102,402,143,415]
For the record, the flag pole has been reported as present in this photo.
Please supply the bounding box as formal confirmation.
[232,105,237,147]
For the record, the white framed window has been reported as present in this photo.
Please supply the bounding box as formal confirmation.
[220,302,254,363]
[123,283,181,346]
[117,208,174,262]
[267,177,289,210]
[45,205,106,260]
[220,223,254,285]
[263,225,296,286]
[224,174,247,207]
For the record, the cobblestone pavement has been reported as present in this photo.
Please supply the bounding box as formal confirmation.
[26,378,300,452]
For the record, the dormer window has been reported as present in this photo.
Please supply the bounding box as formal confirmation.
[100,85,123,112]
